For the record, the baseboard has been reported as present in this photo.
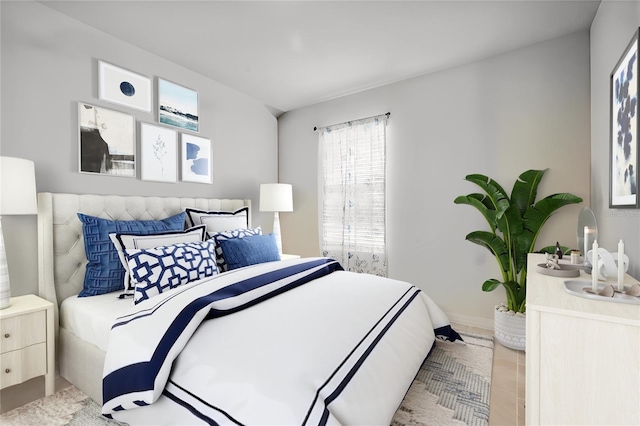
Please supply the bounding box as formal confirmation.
[447,312,494,331]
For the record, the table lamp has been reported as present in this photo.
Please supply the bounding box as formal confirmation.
[259,183,293,254]
[0,157,38,309]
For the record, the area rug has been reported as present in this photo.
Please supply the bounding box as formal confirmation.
[0,331,492,426]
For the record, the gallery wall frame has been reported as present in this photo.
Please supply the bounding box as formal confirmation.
[610,27,639,209]
[181,133,211,184]
[140,122,178,183]
[78,102,136,177]
[98,61,152,113]
[158,78,199,133]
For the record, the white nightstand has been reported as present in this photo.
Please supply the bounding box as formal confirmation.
[280,254,300,260]
[0,294,55,396]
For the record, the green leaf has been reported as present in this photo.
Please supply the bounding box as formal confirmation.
[454,193,498,230]
[482,278,501,292]
[465,231,510,276]
[464,174,510,219]
[523,193,584,249]
[511,169,546,216]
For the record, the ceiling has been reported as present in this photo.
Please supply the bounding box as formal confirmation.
[41,0,601,116]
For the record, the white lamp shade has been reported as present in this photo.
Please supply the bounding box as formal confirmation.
[260,183,293,212]
[0,157,38,215]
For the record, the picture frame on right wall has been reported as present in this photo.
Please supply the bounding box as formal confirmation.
[610,27,639,209]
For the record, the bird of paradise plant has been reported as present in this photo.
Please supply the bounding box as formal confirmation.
[454,169,582,313]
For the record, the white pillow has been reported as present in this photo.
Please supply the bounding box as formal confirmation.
[185,207,249,237]
[109,225,206,294]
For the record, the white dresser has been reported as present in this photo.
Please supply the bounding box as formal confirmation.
[526,253,640,425]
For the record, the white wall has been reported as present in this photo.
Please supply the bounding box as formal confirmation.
[278,31,591,324]
[0,2,278,296]
[590,1,640,279]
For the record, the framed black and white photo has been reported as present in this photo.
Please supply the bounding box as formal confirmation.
[140,122,177,183]
[158,78,199,132]
[181,133,211,183]
[610,28,639,208]
[98,61,152,113]
[78,102,135,177]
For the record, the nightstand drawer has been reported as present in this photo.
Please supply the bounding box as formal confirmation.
[0,343,47,389]
[1,310,46,353]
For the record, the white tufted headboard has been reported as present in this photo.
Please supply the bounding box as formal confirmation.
[37,193,251,328]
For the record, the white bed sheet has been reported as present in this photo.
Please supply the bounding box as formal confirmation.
[60,293,134,352]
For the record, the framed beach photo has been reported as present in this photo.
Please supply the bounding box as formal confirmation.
[78,102,135,177]
[98,61,152,113]
[158,78,199,132]
[610,28,639,208]
[181,133,211,183]
[140,122,177,183]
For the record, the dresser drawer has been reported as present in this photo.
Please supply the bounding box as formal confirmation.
[1,310,46,353]
[0,343,47,389]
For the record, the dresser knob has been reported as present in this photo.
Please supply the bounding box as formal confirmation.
[3,333,9,338]
[5,369,10,374]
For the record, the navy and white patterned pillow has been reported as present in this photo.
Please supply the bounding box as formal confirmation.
[125,240,218,304]
[109,225,207,294]
[208,226,262,272]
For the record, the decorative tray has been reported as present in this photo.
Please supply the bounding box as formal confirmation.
[536,263,581,278]
[563,280,640,305]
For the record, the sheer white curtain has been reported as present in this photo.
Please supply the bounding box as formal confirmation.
[318,114,387,276]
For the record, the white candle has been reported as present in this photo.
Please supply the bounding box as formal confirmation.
[592,239,599,292]
[583,226,595,264]
[618,239,625,291]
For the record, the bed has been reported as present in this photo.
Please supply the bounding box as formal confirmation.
[37,192,460,425]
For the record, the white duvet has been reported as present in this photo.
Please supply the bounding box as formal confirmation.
[102,258,458,425]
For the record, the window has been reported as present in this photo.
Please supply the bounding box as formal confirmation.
[318,114,387,276]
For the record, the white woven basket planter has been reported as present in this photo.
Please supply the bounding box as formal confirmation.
[494,305,526,351]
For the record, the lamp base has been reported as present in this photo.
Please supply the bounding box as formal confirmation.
[0,219,11,309]
[272,211,283,255]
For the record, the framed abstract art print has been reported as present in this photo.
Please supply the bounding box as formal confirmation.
[78,102,135,177]
[98,61,152,113]
[181,133,211,184]
[610,28,639,208]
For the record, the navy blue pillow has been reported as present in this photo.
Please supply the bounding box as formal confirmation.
[77,212,187,297]
[218,233,280,271]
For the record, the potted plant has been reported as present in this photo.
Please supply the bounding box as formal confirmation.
[454,169,582,350]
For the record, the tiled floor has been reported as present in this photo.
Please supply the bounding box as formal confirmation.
[452,322,525,426]
[2,326,524,425]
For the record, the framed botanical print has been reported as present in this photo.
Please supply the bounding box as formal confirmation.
[140,122,177,183]
[98,61,152,113]
[610,28,639,208]
[181,133,211,184]
[158,78,199,132]
[78,102,135,177]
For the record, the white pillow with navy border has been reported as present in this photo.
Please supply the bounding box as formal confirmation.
[185,207,249,238]
[109,225,206,297]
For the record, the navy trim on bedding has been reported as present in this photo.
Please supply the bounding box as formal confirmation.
[302,287,423,425]
[435,324,463,342]
[103,258,343,410]
[164,381,244,426]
